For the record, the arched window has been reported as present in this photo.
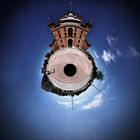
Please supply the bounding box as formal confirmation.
[68,28,73,37]
[68,39,73,47]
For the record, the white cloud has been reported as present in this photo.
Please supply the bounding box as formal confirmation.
[93,50,99,58]
[129,46,140,57]
[107,85,110,90]
[116,49,123,57]
[106,35,119,47]
[100,79,105,86]
[82,93,104,110]
[74,99,86,104]
[101,50,115,64]
[57,99,86,108]
[57,101,72,107]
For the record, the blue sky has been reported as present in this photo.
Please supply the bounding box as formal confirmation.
[1,0,140,140]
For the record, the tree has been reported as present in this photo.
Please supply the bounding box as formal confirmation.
[96,71,103,80]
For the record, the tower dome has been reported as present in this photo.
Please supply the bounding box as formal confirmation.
[59,12,82,23]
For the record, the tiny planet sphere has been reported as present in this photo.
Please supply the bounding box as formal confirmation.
[41,12,103,96]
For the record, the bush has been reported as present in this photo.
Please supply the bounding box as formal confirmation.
[96,71,103,80]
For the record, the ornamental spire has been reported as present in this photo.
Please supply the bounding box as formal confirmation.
[70,2,73,12]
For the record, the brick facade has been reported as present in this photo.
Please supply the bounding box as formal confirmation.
[48,12,92,51]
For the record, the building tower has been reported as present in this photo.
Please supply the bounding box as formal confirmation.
[41,12,103,96]
[48,12,92,51]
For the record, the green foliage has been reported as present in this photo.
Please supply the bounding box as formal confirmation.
[96,71,104,81]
